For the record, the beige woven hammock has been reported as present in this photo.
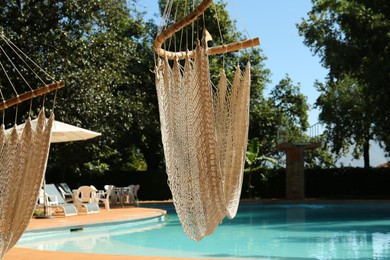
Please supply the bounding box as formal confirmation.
[154,0,259,241]
[0,31,63,259]
[0,111,53,258]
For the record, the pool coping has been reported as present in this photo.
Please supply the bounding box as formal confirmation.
[22,214,165,234]
[24,206,167,231]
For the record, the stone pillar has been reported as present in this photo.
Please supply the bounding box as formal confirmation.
[285,146,305,199]
[277,142,320,200]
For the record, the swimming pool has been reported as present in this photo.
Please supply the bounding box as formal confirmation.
[17,202,390,259]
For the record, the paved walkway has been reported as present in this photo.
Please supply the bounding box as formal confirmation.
[4,206,223,260]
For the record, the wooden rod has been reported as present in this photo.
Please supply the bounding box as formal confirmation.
[209,37,260,56]
[0,81,65,111]
[155,37,260,60]
[153,0,260,60]
[154,0,213,58]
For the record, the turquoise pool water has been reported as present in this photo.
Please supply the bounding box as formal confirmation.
[17,202,390,259]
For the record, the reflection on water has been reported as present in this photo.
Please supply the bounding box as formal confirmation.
[373,232,390,258]
[17,203,390,259]
[19,218,166,253]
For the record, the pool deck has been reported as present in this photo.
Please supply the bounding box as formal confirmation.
[4,204,226,260]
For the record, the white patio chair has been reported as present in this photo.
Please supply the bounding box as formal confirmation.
[105,185,119,205]
[73,186,100,214]
[132,184,140,201]
[124,184,140,206]
[91,185,115,211]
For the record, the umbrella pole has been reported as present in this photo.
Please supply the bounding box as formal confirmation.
[35,180,54,219]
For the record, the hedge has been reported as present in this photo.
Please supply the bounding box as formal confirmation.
[46,167,390,200]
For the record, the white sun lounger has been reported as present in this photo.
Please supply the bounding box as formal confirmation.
[41,184,78,217]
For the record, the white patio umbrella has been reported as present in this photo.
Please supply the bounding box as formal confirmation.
[50,120,101,143]
[7,118,101,143]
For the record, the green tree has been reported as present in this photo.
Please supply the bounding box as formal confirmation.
[0,0,157,181]
[49,0,157,178]
[250,97,279,158]
[297,0,390,153]
[270,75,309,142]
[315,76,375,168]
[304,133,336,168]
[245,137,278,198]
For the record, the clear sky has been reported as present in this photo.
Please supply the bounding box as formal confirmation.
[140,0,387,167]
[226,0,327,125]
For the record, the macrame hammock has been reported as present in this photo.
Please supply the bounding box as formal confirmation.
[154,0,260,241]
[0,31,64,259]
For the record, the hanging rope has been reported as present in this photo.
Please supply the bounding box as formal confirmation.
[154,0,258,241]
[0,32,64,111]
[154,0,259,60]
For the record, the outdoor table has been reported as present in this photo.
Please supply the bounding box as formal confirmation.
[114,187,131,208]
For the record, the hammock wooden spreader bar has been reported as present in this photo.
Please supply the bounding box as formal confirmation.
[156,37,260,60]
[0,81,64,111]
[154,0,260,60]
[209,38,260,55]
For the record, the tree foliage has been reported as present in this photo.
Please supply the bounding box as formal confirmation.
[315,76,375,168]
[269,75,310,152]
[270,75,309,133]
[0,0,161,181]
[297,0,390,155]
